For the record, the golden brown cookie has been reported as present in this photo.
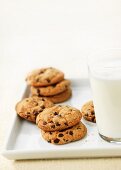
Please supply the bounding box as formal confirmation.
[15,96,54,123]
[26,67,64,87]
[36,105,82,131]
[30,79,70,97]
[81,100,96,123]
[41,122,87,145]
[40,88,72,104]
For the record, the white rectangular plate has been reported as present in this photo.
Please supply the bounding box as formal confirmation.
[2,79,121,160]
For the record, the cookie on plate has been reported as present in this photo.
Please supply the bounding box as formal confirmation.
[30,79,70,97]
[36,105,82,131]
[26,67,64,87]
[81,100,96,123]
[15,96,54,123]
[41,122,87,145]
[44,87,72,104]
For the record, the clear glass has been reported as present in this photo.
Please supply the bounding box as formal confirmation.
[88,49,121,144]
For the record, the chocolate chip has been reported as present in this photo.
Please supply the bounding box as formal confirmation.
[54,112,58,115]
[56,122,61,126]
[41,98,45,101]
[54,138,60,143]
[33,111,39,116]
[41,105,45,109]
[64,122,68,126]
[47,140,51,143]
[49,132,53,135]
[69,131,73,135]
[46,78,50,83]
[58,133,64,137]
[39,70,44,74]
[50,121,53,123]
[43,121,47,125]
[27,112,30,115]
[91,111,95,115]
[37,89,40,94]
[51,125,55,128]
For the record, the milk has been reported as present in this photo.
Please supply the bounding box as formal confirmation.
[90,76,121,138]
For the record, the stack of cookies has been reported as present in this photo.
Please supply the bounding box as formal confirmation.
[15,67,87,145]
[26,67,72,103]
[36,105,87,145]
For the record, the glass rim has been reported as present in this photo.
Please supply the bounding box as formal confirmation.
[88,48,121,69]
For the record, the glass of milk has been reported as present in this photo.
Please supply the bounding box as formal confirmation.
[88,49,121,143]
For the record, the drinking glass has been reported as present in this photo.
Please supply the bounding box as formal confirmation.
[88,49,121,143]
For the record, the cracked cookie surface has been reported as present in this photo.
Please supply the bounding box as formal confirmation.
[15,96,54,123]
[26,67,64,87]
[36,105,82,131]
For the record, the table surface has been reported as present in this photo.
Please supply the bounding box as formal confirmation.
[1,0,121,169]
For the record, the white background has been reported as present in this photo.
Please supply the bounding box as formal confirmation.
[1,0,121,73]
[1,0,121,125]
[1,0,121,98]
[1,0,121,117]
[0,0,121,169]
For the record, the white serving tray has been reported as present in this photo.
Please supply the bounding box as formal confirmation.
[2,79,121,160]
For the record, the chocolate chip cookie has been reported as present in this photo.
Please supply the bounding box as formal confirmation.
[15,96,54,123]
[30,79,70,97]
[41,122,87,145]
[26,67,64,87]
[44,87,72,104]
[36,105,82,131]
[81,100,96,123]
